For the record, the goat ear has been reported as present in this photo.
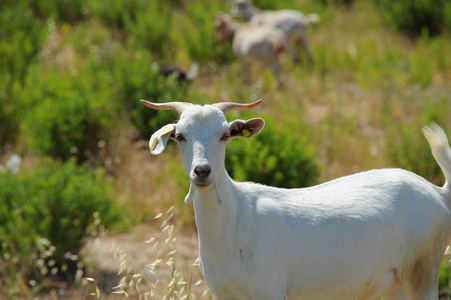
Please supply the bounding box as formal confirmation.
[229,118,265,138]
[149,124,176,155]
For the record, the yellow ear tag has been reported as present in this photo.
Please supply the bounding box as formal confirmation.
[150,136,158,151]
[149,124,175,153]
[242,129,252,138]
[159,124,175,136]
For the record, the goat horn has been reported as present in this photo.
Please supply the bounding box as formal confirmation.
[140,100,194,115]
[214,99,263,113]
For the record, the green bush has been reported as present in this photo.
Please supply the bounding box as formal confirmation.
[89,0,174,59]
[0,2,46,148]
[31,0,88,24]
[225,116,319,188]
[21,63,118,163]
[377,0,451,37]
[0,2,45,83]
[0,159,122,292]
[124,0,174,59]
[67,21,185,139]
[440,263,451,293]
[107,48,186,138]
[0,82,21,149]
[183,0,234,64]
[88,0,140,30]
[319,0,355,7]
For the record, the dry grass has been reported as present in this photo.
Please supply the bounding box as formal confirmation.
[81,207,209,299]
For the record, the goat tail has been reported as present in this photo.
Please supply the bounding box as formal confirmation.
[423,124,451,190]
[306,13,320,24]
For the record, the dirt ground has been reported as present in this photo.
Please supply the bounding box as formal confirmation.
[81,223,210,299]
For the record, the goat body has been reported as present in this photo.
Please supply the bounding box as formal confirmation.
[215,14,287,87]
[231,0,319,63]
[143,99,451,300]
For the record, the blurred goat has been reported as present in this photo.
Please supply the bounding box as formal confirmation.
[231,0,319,64]
[214,13,287,87]
[151,63,199,83]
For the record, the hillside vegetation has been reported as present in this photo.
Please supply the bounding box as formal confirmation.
[1,0,451,298]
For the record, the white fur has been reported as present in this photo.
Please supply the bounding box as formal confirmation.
[152,103,451,300]
[215,14,288,87]
[231,0,319,64]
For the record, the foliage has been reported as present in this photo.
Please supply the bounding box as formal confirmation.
[0,159,122,294]
[384,97,451,185]
[124,0,174,60]
[89,0,175,59]
[317,0,355,8]
[440,263,451,292]
[87,0,139,31]
[182,0,234,64]
[31,0,88,24]
[225,115,319,188]
[21,64,118,164]
[110,50,186,139]
[377,0,451,37]
[0,2,46,148]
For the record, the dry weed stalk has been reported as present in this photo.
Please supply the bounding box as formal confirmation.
[108,206,208,299]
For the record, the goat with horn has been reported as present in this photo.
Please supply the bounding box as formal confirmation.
[142,99,451,300]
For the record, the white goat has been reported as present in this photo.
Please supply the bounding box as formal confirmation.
[231,0,319,64]
[142,99,451,300]
[214,13,287,87]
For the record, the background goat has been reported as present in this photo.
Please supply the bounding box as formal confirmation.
[151,62,199,83]
[231,0,319,64]
[214,13,287,87]
[143,99,451,300]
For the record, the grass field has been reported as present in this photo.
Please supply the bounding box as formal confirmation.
[2,0,451,298]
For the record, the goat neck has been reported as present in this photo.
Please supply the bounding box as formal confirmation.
[241,2,259,22]
[192,168,239,259]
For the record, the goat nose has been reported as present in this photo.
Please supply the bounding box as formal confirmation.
[194,164,211,178]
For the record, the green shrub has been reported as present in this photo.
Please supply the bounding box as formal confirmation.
[377,0,451,37]
[225,115,319,188]
[0,2,45,83]
[0,159,122,292]
[31,0,88,24]
[88,0,140,30]
[0,81,21,149]
[67,21,185,139]
[183,0,234,64]
[107,48,186,138]
[124,0,174,60]
[0,2,46,148]
[90,0,174,59]
[319,0,355,7]
[440,263,451,293]
[21,64,118,163]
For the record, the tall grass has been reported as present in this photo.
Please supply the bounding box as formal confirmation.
[82,207,209,299]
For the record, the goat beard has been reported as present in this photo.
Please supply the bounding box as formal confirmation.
[184,182,195,203]
[184,181,222,206]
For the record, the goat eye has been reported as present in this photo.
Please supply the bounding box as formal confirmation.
[175,133,186,141]
[220,133,230,141]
